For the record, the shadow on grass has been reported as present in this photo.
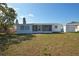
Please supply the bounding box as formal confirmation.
[0,33,35,53]
[70,32,79,33]
[32,32,64,35]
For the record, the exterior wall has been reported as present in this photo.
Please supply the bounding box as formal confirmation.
[66,22,79,32]
[66,25,76,32]
[52,24,63,32]
[16,24,63,34]
[31,24,63,33]
[16,23,79,33]
[63,25,66,32]
[32,25,52,33]
[75,25,79,32]
[16,24,32,34]
[77,26,79,31]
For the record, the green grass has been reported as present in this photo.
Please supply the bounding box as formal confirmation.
[0,33,79,56]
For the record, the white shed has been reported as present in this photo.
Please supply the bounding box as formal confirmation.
[66,22,79,32]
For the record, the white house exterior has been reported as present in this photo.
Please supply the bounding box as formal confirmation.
[16,23,63,34]
[16,18,63,34]
[66,22,79,32]
[16,18,79,33]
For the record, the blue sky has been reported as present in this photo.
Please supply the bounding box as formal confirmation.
[8,3,79,25]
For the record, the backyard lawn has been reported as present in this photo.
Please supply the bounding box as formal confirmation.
[0,33,79,56]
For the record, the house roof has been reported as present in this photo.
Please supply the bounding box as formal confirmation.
[16,23,63,26]
[66,21,79,25]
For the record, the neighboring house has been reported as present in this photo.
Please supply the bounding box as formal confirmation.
[66,22,79,32]
[16,18,63,34]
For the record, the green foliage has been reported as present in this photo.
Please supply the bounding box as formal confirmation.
[0,3,17,33]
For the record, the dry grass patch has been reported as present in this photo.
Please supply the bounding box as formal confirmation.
[0,33,79,56]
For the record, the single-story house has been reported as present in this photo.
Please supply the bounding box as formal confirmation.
[16,23,63,34]
[16,18,63,34]
[66,22,79,32]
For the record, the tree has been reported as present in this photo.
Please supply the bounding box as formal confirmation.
[0,3,17,34]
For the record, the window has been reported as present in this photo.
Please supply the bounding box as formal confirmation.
[32,25,41,31]
[42,25,52,31]
[20,25,24,30]
[25,26,29,30]
[20,25,30,30]
[55,25,58,29]
[32,25,38,31]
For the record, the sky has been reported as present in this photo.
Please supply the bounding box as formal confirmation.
[7,3,79,25]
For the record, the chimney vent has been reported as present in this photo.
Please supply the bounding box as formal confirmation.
[23,17,26,24]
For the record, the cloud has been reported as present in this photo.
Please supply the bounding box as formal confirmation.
[19,15,26,19]
[19,13,34,20]
[28,13,34,17]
